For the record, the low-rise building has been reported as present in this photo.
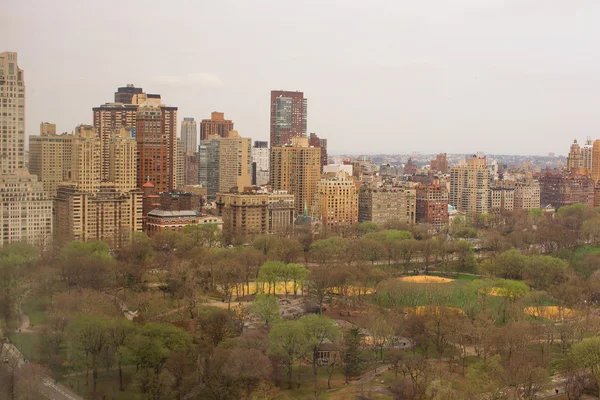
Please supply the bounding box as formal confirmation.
[359,186,416,225]
[146,209,202,235]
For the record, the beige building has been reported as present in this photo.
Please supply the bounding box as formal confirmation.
[358,186,416,225]
[176,138,185,189]
[270,136,321,215]
[55,184,143,247]
[513,181,541,210]
[216,190,295,239]
[489,187,515,212]
[449,156,490,215]
[313,169,358,229]
[109,127,137,193]
[29,123,73,198]
[71,125,102,193]
[0,52,53,248]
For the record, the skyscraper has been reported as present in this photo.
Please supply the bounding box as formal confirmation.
[198,131,252,196]
[200,112,234,141]
[29,123,73,198]
[135,102,178,192]
[181,117,198,153]
[0,52,53,247]
[270,90,307,147]
[252,141,269,186]
[313,167,358,229]
[449,156,490,215]
[309,133,328,168]
[270,136,321,215]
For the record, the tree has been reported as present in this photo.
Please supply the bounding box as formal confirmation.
[252,294,281,327]
[523,255,568,291]
[481,249,527,280]
[268,320,307,389]
[67,314,109,393]
[571,336,600,398]
[299,314,341,399]
[453,240,478,274]
[343,327,363,383]
[258,261,284,295]
[108,318,135,391]
[199,308,238,346]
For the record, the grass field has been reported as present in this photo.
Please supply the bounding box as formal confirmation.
[8,332,40,362]
[21,295,49,327]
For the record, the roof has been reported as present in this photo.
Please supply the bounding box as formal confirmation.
[142,181,155,188]
[147,209,200,218]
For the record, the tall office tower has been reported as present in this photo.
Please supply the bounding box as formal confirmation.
[270,136,321,215]
[449,155,490,215]
[313,167,358,229]
[109,127,137,193]
[199,131,252,196]
[252,141,269,186]
[93,103,138,180]
[416,184,449,230]
[358,186,416,225]
[513,181,541,210]
[29,124,74,198]
[0,53,53,247]
[135,102,178,192]
[200,112,234,141]
[309,133,328,168]
[181,117,198,153]
[430,153,448,174]
[592,140,600,183]
[184,153,199,186]
[566,139,584,173]
[270,90,307,147]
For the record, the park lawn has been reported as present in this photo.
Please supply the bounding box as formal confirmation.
[60,368,139,400]
[8,332,40,361]
[21,295,50,327]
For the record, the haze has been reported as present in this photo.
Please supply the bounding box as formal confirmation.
[3,0,600,155]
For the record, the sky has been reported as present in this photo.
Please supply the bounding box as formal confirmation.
[3,0,600,155]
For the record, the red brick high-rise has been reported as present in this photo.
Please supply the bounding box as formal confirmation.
[270,90,307,147]
[135,103,178,193]
[309,132,328,168]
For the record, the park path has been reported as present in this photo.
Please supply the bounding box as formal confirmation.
[16,289,32,333]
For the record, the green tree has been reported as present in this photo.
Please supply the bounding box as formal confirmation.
[67,315,109,393]
[252,294,281,327]
[107,318,136,391]
[258,261,284,294]
[299,314,341,399]
[343,328,363,383]
[524,255,568,291]
[571,336,600,398]
[268,320,307,389]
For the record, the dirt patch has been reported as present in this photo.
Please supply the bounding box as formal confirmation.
[524,306,578,320]
[405,305,465,316]
[398,276,453,284]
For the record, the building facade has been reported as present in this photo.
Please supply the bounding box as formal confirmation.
[309,133,328,168]
[216,191,295,239]
[270,136,321,215]
[108,127,137,193]
[0,53,53,247]
[513,181,541,210]
[270,90,307,147]
[358,186,416,225]
[181,117,197,153]
[449,156,490,215]
[489,187,515,212]
[252,141,269,186]
[146,209,202,236]
[416,184,449,230]
[200,111,234,141]
[29,124,73,198]
[313,169,358,229]
[539,171,595,209]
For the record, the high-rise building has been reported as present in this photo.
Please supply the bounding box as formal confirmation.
[198,131,252,197]
[252,141,269,186]
[29,124,73,198]
[135,102,178,192]
[175,138,185,189]
[592,140,600,183]
[93,102,138,180]
[416,184,449,230]
[358,186,416,225]
[71,125,102,193]
[449,156,490,215]
[184,152,199,186]
[566,139,584,174]
[309,133,328,168]
[489,187,515,212]
[108,127,137,193]
[114,84,144,104]
[270,90,307,147]
[583,137,593,171]
[270,136,321,215]
[0,53,53,247]
[200,112,234,141]
[313,168,358,229]
[181,117,198,153]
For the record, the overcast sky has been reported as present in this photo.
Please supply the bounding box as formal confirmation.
[4,0,600,155]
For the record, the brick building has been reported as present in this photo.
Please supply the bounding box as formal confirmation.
[539,171,594,209]
[270,90,307,147]
[416,184,449,230]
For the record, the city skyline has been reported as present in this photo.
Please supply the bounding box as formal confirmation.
[6,0,600,156]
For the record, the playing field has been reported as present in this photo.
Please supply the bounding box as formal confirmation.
[398,276,453,283]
